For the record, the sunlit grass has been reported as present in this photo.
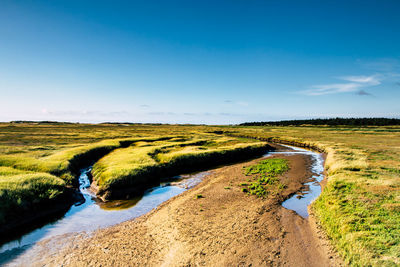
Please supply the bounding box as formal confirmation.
[227,125,400,266]
[0,122,399,265]
[242,158,289,197]
[92,136,268,198]
[0,172,66,225]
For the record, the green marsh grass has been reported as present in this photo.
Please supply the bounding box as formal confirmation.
[0,171,67,226]
[0,123,269,230]
[1,122,399,266]
[227,125,400,266]
[91,136,269,199]
[242,158,289,198]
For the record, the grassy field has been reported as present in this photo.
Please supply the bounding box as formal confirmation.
[0,123,268,229]
[225,125,400,266]
[0,122,399,266]
[92,135,268,199]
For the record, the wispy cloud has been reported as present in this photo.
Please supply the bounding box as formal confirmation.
[302,74,381,96]
[340,75,381,85]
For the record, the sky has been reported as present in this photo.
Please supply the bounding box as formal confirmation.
[1,0,400,124]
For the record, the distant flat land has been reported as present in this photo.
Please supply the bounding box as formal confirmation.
[0,122,399,266]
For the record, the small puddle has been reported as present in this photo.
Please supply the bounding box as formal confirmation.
[0,168,209,265]
[266,145,325,218]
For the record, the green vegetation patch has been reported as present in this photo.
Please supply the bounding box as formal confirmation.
[0,139,123,184]
[242,158,289,197]
[0,171,67,225]
[92,136,269,199]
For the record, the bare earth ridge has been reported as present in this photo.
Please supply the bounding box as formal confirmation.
[18,154,343,266]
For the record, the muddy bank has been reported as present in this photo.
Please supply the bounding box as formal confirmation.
[19,153,342,266]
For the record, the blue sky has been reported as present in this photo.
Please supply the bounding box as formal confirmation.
[1,0,400,124]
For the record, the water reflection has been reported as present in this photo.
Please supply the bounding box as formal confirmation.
[97,197,142,211]
[0,144,325,265]
[0,168,209,264]
[270,145,325,218]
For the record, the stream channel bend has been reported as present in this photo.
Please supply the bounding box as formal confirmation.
[0,145,324,265]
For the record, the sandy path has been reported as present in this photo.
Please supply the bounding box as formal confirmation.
[15,154,342,266]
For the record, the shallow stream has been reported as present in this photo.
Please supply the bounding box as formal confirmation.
[0,144,325,265]
[0,168,209,265]
[270,145,325,218]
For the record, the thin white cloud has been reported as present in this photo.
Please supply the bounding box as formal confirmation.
[340,75,381,85]
[303,74,382,96]
[306,83,361,95]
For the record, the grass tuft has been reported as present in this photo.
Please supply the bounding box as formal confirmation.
[241,158,289,198]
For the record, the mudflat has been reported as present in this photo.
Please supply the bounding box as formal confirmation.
[23,154,342,266]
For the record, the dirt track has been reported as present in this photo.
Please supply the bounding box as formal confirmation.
[18,154,342,266]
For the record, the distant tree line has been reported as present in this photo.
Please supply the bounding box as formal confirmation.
[239,118,400,126]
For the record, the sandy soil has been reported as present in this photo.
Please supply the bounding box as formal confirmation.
[16,154,343,266]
